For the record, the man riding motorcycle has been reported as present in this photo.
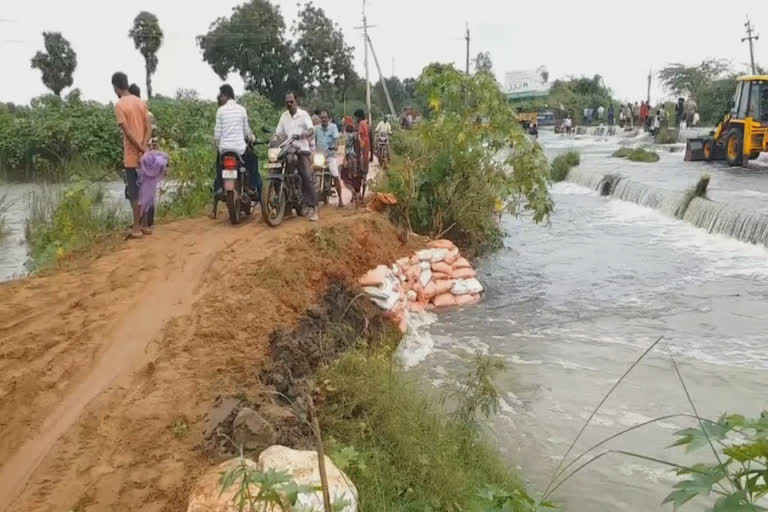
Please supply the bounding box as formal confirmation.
[315,110,344,207]
[212,84,262,212]
[375,115,393,167]
[275,92,319,222]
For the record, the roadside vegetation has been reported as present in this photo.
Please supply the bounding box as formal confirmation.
[319,341,545,511]
[379,64,553,255]
[512,74,618,125]
[550,151,580,182]
[612,147,660,163]
[655,127,680,145]
[0,194,12,241]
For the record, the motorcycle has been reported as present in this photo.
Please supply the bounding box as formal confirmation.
[311,151,334,205]
[213,128,271,225]
[261,135,312,227]
[376,132,390,169]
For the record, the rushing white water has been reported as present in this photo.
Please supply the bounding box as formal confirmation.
[402,133,768,511]
[684,197,768,246]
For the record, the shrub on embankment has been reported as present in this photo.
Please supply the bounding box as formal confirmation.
[550,151,580,182]
[0,92,278,183]
[612,147,660,163]
[316,332,539,510]
[378,64,553,255]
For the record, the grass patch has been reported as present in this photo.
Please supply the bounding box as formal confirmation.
[0,193,13,241]
[655,127,679,145]
[612,147,660,163]
[24,185,128,270]
[319,341,535,511]
[550,151,580,182]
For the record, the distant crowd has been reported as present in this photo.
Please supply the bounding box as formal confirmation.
[559,98,701,136]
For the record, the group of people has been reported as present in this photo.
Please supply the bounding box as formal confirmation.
[111,69,390,235]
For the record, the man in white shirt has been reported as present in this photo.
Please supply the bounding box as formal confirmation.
[375,115,392,136]
[275,92,318,221]
[213,84,260,200]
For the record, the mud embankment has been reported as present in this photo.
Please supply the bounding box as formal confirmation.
[0,211,415,512]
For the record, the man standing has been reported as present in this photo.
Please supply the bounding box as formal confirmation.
[597,105,605,122]
[607,104,615,126]
[315,111,344,208]
[376,115,392,137]
[213,84,261,203]
[112,72,151,239]
[275,92,318,221]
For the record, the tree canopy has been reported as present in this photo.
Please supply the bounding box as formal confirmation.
[474,52,493,75]
[293,2,356,92]
[198,0,357,105]
[30,32,77,97]
[658,59,737,123]
[129,11,164,99]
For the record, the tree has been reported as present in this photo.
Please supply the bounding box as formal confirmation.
[474,51,493,75]
[30,32,77,96]
[293,2,356,95]
[198,0,298,104]
[373,77,408,114]
[658,59,731,99]
[129,11,164,99]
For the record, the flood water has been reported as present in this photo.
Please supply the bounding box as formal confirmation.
[401,131,768,511]
[0,182,126,281]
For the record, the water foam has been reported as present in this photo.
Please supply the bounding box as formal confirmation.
[397,311,438,368]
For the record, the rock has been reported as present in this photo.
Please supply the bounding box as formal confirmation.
[232,407,277,452]
[187,447,357,512]
[187,457,260,512]
[259,445,358,512]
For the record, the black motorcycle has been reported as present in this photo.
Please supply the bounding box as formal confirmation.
[261,135,312,227]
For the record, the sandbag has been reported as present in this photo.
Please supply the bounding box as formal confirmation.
[427,239,456,250]
[363,285,399,311]
[408,302,426,313]
[431,261,453,274]
[452,278,484,296]
[445,248,460,265]
[410,255,420,265]
[432,293,457,308]
[452,267,476,279]
[456,293,482,306]
[359,265,390,287]
[419,261,431,270]
[406,290,417,302]
[453,257,471,269]
[431,271,452,281]
[419,268,433,288]
[396,257,410,268]
[434,279,455,296]
[416,248,450,263]
[421,281,438,299]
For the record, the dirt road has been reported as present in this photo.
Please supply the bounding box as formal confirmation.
[0,191,406,511]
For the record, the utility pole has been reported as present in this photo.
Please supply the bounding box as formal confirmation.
[363,0,372,126]
[742,17,759,75]
[465,23,471,75]
[367,33,397,118]
[647,66,652,105]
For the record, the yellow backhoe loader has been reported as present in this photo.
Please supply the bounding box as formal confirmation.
[685,75,768,167]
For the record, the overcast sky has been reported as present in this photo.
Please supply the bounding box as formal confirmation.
[1,0,766,106]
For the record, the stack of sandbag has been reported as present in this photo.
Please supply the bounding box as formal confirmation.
[358,239,483,332]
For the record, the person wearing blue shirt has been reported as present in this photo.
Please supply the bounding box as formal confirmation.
[315,110,344,207]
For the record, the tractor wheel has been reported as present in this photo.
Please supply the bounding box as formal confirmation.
[725,129,744,167]
[703,139,715,162]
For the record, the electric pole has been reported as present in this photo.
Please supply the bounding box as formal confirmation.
[647,66,652,105]
[359,0,372,126]
[465,23,470,75]
[367,33,397,117]
[742,18,759,75]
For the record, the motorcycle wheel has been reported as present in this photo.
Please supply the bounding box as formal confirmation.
[313,172,330,205]
[226,190,241,225]
[261,181,286,227]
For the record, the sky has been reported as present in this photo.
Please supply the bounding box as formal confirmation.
[0,0,766,106]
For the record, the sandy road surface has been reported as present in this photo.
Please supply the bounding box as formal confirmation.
[0,163,402,511]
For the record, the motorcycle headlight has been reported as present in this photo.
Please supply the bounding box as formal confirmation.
[267,148,280,162]
[312,153,326,167]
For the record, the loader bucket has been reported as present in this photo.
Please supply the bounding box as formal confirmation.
[685,138,706,161]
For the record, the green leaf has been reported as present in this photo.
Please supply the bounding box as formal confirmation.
[671,422,731,452]
[723,440,768,462]
[712,491,768,512]
[662,488,700,510]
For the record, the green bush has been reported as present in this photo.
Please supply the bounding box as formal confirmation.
[25,185,128,269]
[655,127,679,145]
[377,66,552,254]
[550,151,580,182]
[612,147,660,162]
[320,345,537,511]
